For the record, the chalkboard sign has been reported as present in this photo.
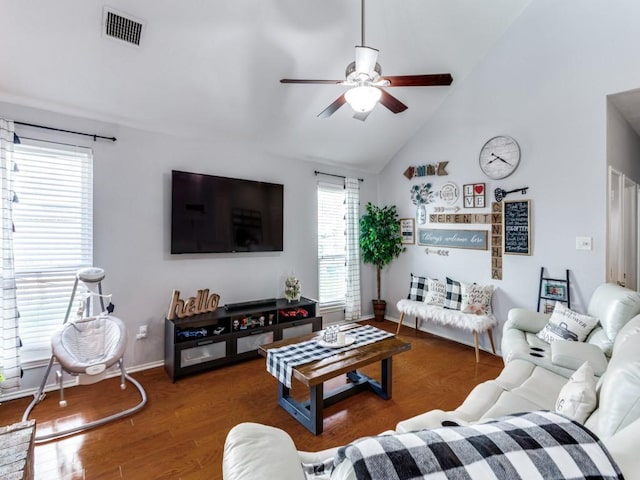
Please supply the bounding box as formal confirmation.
[503,200,531,255]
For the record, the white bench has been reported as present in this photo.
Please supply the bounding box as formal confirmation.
[395,299,497,362]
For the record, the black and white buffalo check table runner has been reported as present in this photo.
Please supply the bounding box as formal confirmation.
[266,325,394,388]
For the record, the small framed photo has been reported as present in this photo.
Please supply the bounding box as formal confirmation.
[400,218,415,245]
[543,281,567,301]
[543,300,556,314]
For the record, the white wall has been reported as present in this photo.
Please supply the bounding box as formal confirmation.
[1,101,378,393]
[378,0,640,353]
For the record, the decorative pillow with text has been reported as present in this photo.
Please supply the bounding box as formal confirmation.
[407,274,428,302]
[537,302,599,343]
[424,278,446,307]
[460,283,494,315]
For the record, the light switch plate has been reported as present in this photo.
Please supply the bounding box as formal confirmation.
[576,236,592,250]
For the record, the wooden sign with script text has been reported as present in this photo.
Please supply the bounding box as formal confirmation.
[418,228,488,250]
[167,289,220,320]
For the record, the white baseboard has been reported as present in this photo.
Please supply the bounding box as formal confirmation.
[0,360,165,403]
[125,360,164,373]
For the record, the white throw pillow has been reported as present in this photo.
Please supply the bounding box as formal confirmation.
[537,302,599,343]
[460,282,494,315]
[423,278,446,307]
[555,361,597,423]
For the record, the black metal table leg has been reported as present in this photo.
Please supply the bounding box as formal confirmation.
[309,383,323,435]
[276,357,394,435]
[381,357,392,399]
[277,381,324,435]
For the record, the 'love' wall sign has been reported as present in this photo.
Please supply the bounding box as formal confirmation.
[503,200,531,255]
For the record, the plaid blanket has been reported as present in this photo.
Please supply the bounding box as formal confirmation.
[266,325,393,388]
[333,411,623,480]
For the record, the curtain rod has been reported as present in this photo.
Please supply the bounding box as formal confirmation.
[314,170,364,182]
[14,121,117,142]
[15,136,94,150]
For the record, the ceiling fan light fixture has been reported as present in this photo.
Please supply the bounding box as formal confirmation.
[345,85,381,113]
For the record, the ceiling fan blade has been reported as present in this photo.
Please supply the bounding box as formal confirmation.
[280,79,344,85]
[379,90,408,114]
[353,110,371,122]
[317,95,347,118]
[382,73,453,87]
[355,46,379,76]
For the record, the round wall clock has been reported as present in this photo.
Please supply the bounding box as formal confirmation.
[479,135,521,180]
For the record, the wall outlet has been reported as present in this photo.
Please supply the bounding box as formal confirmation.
[576,236,592,250]
[136,325,148,340]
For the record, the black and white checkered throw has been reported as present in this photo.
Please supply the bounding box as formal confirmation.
[333,411,623,480]
[266,325,394,388]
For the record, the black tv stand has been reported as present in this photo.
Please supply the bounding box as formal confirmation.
[164,296,321,382]
[224,298,277,311]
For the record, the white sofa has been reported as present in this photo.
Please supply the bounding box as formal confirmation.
[501,283,640,377]
[223,304,640,479]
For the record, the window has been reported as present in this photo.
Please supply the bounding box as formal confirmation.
[12,142,93,362]
[317,183,346,309]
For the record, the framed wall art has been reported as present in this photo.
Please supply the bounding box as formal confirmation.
[400,218,415,244]
[503,199,531,255]
[463,183,486,208]
[439,182,459,205]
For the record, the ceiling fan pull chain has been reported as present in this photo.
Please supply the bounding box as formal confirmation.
[361,0,365,46]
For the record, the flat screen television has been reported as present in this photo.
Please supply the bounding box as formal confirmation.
[171,170,284,254]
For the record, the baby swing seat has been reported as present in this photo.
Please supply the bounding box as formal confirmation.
[22,268,147,442]
[52,315,127,377]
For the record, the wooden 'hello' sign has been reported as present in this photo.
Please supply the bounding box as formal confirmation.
[168,289,220,320]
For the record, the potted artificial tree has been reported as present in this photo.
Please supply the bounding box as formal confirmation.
[359,202,405,321]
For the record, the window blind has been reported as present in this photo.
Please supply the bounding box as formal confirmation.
[12,142,93,361]
[317,182,346,309]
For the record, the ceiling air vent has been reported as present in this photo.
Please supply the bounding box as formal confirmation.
[103,7,144,46]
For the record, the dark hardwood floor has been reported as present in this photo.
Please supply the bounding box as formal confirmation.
[0,320,504,480]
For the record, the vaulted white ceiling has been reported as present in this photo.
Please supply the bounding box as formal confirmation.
[0,0,531,172]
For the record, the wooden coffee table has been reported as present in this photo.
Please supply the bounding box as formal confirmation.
[258,324,411,435]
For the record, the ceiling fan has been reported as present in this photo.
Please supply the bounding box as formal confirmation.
[280,0,453,121]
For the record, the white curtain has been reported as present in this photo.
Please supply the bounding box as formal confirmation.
[344,178,361,321]
[0,119,20,393]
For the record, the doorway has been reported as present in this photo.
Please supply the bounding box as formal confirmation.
[607,166,638,289]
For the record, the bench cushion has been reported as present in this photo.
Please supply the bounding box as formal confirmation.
[397,299,497,333]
